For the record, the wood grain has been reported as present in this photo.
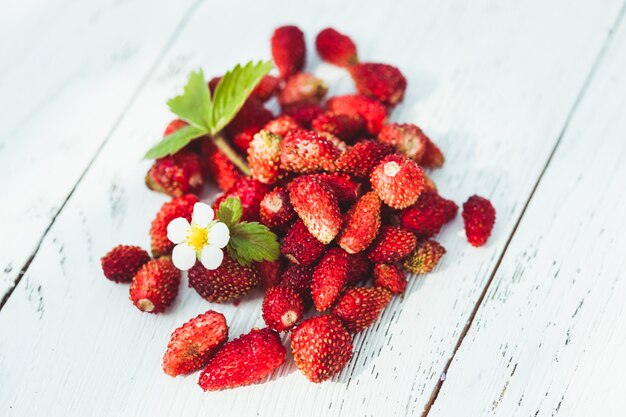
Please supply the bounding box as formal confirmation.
[0,0,624,416]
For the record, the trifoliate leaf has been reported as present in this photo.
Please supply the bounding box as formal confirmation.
[216,197,243,229]
[166,69,212,130]
[209,60,273,134]
[226,221,279,265]
[144,125,206,159]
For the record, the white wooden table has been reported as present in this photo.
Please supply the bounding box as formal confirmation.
[2,0,626,415]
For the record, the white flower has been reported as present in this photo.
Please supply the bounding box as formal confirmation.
[166,202,230,271]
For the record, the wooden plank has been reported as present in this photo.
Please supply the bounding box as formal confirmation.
[0,0,623,416]
[428,9,626,417]
[0,0,198,298]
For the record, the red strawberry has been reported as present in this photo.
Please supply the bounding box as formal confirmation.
[400,191,458,238]
[260,187,296,233]
[281,103,324,128]
[188,256,260,303]
[335,139,393,178]
[373,263,407,294]
[462,195,496,247]
[349,63,407,106]
[162,310,228,377]
[225,98,274,152]
[327,95,387,135]
[150,194,198,257]
[368,226,417,263]
[331,287,391,333]
[129,258,180,313]
[346,252,373,285]
[378,123,444,168]
[163,119,188,137]
[199,138,243,191]
[291,315,353,383]
[248,130,283,184]
[262,286,304,331]
[338,191,381,254]
[280,129,339,173]
[198,328,286,391]
[319,131,348,154]
[421,139,445,168]
[370,154,425,209]
[101,245,150,283]
[145,149,203,197]
[312,112,364,143]
[315,28,358,67]
[278,72,328,107]
[311,172,361,204]
[263,115,301,137]
[212,177,270,222]
[279,263,314,305]
[311,248,350,311]
[255,258,285,289]
[210,75,279,102]
[271,25,306,78]
[288,175,342,244]
[280,219,326,266]
[402,239,446,274]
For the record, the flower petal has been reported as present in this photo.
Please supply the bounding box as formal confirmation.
[200,245,224,270]
[167,217,190,244]
[192,202,214,228]
[208,222,230,248]
[172,244,196,271]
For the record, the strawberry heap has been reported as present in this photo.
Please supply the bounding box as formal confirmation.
[100,25,497,391]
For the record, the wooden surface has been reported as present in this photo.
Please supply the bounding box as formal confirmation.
[1,0,625,416]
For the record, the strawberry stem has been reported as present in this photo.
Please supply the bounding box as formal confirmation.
[212,133,251,176]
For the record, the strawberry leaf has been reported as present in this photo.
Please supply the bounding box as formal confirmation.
[144,125,206,159]
[216,197,243,229]
[166,69,212,130]
[226,221,279,265]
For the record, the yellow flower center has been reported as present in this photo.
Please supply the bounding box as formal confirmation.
[187,225,209,251]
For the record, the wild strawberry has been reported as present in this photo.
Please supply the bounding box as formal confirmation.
[311,172,361,204]
[335,140,393,178]
[400,191,458,238]
[332,287,391,333]
[262,286,304,331]
[199,328,286,391]
[280,219,325,266]
[370,154,425,209]
[312,112,364,143]
[421,140,445,168]
[278,72,328,107]
[288,175,342,244]
[271,25,306,78]
[291,315,353,383]
[338,191,381,254]
[212,177,270,222]
[346,252,373,285]
[315,28,358,67]
[188,256,260,303]
[311,248,350,311]
[402,239,446,274]
[378,123,445,168]
[150,194,198,257]
[279,263,314,305]
[281,102,324,128]
[162,310,228,377]
[462,195,496,247]
[349,63,407,106]
[373,263,407,294]
[199,138,243,191]
[263,115,301,137]
[318,131,348,154]
[255,258,285,289]
[248,130,283,184]
[225,98,274,152]
[327,95,387,135]
[145,149,203,197]
[280,129,339,173]
[209,75,279,102]
[101,245,150,283]
[163,119,188,136]
[368,226,417,263]
[260,187,296,233]
[129,258,180,313]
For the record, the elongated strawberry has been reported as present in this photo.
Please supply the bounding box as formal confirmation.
[188,256,260,303]
[370,154,425,209]
[402,239,446,274]
[280,129,339,173]
[349,62,407,106]
[373,263,407,294]
[327,95,387,135]
[311,248,350,311]
[462,195,496,247]
[262,286,304,331]
[279,263,314,305]
[368,226,417,263]
[335,140,393,178]
[315,28,358,67]
[338,191,381,254]
[162,310,228,377]
[130,258,180,313]
[312,112,364,143]
[311,172,361,204]
[291,315,353,383]
[255,258,285,289]
[145,149,203,197]
[101,245,150,283]
[271,25,306,78]
[260,187,296,233]
[199,138,243,192]
[278,72,328,107]
[280,219,326,266]
[281,102,324,128]
[346,252,373,285]
[199,328,286,391]
[400,191,458,238]
[288,175,342,244]
[212,177,270,222]
[263,115,301,137]
[248,130,283,184]
[332,287,391,333]
[150,194,198,257]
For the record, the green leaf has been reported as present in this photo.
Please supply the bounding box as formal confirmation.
[166,69,212,130]
[144,125,206,159]
[216,197,243,229]
[227,221,280,265]
[209,60,273,134]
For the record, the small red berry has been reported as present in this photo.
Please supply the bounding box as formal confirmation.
[248,130,283,184]
[338,191,382,254]
[188,256,260,303]
[312,112,364,143]
[327,94,387,135]
[101,245,150,283]
[150,194,198,258]
[368,226,417,263]
[402,239,446,274]
[400,191,458,238]
[271,25,306,78]
[349,62,407,106]
[332,287,391,333]
[280,129,339,173]
[315,28,358,67]
[262,286,304,331]
[462,195,496,247]
[129,258,180,313]
[373,263,407,294]
[145,149,203,197]
[311,248,350,311]
[335,139,394,178]
[278,72,328,107]
[370,154,425,209]
[260,187,296,233]
[281,219,326,266]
